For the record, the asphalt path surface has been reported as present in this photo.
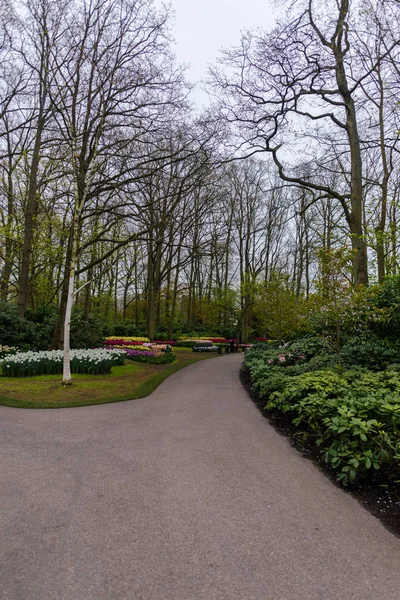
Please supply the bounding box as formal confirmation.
[1,353,399,600]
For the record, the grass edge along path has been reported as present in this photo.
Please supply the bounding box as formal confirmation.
[0,350,219,409]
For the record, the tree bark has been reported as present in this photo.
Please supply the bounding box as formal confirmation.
[17,115,46,316]
[50,228,74,350]
[332,0,368,285]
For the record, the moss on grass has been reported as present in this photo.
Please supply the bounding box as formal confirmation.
[0,348,219,409]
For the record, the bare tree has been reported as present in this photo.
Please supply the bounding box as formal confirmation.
[15,0,67,316]
[210,0,400,285]
[44,0,187,382]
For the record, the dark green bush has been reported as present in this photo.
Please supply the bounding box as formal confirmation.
[220,327,237,340]
[0,301,55,350]
[286,335,332,360]
[303,353,338,371]
[0,301,28,348]
[175,340,197,348]
[0,302,109,351]
[112,320,142,337]
[70,312,105,349]
[373,275,400,338]
[341,337,400,371]
[153,331,170,341]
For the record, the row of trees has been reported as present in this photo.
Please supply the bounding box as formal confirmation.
[211,0,400,286]
[1,0,400,359]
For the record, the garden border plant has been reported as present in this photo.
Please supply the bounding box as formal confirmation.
[244,341,400,487]
[1,348,126,377]
[0,347,220,409]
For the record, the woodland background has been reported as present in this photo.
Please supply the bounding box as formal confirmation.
[1,0,400,348]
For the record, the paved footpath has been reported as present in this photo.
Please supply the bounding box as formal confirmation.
[1,354,399,600]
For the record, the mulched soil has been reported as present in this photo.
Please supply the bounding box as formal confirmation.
[240,366,400,538]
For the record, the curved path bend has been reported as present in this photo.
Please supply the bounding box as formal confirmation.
[1,354,399,600]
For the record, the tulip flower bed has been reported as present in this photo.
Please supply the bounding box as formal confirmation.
[175,338,213,348]
[104,336,150,346]
[105,336,236,348]
[106,344,149,351]
[111,343,176,364]
[0,345,19,359]
[1,349,126,377]
[105,342,175,362]
[175,336,237,348]
[123,348,176,364]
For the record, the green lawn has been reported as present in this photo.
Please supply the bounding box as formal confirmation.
[0,348,220,409]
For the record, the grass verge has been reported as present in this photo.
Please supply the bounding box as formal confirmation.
[0,348,219,409]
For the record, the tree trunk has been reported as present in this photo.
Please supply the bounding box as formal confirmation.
[17,117,45,316]
[375,63,390,283]
[333,0,368,285]
[0,143,16,301]
[50,229,74,350]
[84,267,93,322]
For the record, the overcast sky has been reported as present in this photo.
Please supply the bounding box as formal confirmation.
[169,0,277,107]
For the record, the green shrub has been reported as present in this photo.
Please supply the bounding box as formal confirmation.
[245,342,280,361]
[220,327,237,339]
[286,335,332,360]
[341,337,400,370]
[153,331,170,341]
[70,312,105,349]
[175,340,197,348]
[245,341,334,378]
[373,275,400,338]
[303,353,338,371]
[0,302,107,351]
[0,301,55,350]
[264,370,400,485]
[112,320,142,337]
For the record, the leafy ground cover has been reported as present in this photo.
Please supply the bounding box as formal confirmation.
[243,340,400,536]
[246,341,400,484]
[0,348,219,409]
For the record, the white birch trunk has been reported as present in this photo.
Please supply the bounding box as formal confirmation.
[62,269,75,385]
[62,133,81,386]
[62,203,79,385]
[62,107,104,384]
